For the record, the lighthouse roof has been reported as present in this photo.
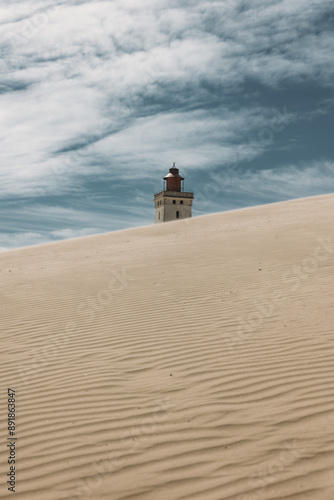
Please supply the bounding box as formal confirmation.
[164,171,184,180]
[164,164,184,180]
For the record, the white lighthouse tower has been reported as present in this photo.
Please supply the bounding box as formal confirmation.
[154,163,194,223]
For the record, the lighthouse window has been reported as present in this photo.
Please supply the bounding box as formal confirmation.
[176,211,179,219]
[180,200,183,204]
[173,200,176,204]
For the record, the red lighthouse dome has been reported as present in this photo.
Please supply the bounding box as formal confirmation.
[163,162,184,192]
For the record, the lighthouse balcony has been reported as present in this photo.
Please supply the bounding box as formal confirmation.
[154,190,194,200]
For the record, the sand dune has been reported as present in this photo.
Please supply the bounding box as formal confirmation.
[1,194,334,499]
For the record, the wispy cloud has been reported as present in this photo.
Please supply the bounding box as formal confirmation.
[195,159,334,214]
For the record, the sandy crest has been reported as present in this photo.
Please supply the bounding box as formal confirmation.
[1,194,334,500]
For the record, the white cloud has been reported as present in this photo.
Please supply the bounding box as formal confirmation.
[0,231,48,252]
[1,0,332,188]
[0,202,152,250]
[195,159,334,214]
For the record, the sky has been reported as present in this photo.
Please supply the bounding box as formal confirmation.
[1,0,334,251]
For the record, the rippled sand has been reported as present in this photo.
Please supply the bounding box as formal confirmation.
[1,194,334,500]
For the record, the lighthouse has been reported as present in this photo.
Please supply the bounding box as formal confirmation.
[154,163,194,223]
